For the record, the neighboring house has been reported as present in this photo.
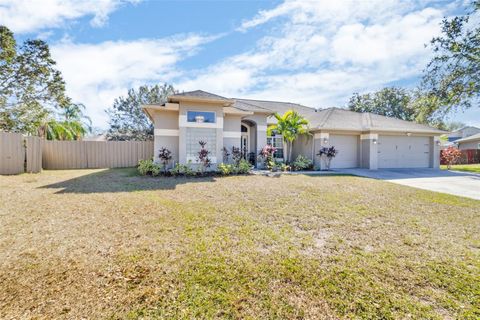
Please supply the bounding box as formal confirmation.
[447,126,480,142]
[455,133,480,150]
[142,90,445,170]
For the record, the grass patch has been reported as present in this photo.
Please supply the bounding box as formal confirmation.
[0,169,479,319]
[441,164,480,173]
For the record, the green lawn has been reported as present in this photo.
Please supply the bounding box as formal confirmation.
[0,169,479,319]
[441,164,480,173]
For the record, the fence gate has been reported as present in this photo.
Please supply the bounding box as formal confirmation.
[0,132,25,175]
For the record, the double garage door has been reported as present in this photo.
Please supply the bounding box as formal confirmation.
[378,136,430,168]
[326,134,431,169]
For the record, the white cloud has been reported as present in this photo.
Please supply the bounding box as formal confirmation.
[0,0,135,33]
[178,0,452,111]
[51,34,218,127]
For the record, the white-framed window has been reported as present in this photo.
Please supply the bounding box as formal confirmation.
[187,111,216,123]
[477,143,480,149]
[267,134,284,159]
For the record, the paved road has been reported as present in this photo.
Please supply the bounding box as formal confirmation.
[338,168,480,200]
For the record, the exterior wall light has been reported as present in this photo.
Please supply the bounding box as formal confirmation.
[436,140,441,146]
[406,132,412,136]
[323,138,328,144]
[372,139,377,144]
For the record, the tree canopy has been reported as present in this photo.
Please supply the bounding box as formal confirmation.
[0,25,70,135]
[421,1,479,116]
[106,84,176,141]
[348,87,416,121]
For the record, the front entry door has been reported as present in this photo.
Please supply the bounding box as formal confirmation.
[241,132,249,159]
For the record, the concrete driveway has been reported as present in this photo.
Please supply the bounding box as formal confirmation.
[338,168,480,200]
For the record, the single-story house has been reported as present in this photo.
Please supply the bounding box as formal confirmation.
[455,133,480,150]
[142,90,445,170]
[447,126,480,142]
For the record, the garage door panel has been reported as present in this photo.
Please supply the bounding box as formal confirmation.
[329,135,359,168]
[378,136,430,168]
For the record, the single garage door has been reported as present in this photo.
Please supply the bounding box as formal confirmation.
[378,135,430,168]
[329,134,359,168]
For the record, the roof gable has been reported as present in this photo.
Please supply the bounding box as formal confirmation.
[455,132,480,143]
[171,90,230,101]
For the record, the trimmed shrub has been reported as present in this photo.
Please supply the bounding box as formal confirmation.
[218,163,233,175]
[137,159,162,176]
[236,159,251,174]
[292,155,313,171]
[170,162,196,177]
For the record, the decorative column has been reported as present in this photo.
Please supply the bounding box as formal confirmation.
[313,132,329,170]
[360,133,378,170]
[430,136,440,169]
[256,123,267,168]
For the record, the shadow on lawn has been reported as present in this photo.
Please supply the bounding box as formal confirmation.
[40,168,216,193]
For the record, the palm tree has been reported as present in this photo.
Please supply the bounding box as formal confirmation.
[61,103,92,132]
[267,110,310,163]
[37,103,91,140]
[38,119,88,140]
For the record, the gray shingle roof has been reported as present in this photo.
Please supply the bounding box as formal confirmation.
[307,108,445,133]
[165,90,445,134]
[171,90,230,101]
[233,98,315,115]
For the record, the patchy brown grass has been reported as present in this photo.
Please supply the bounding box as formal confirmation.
[0,169,479,319]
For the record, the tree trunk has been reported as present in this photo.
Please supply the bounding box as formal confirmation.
[288,141,293,164]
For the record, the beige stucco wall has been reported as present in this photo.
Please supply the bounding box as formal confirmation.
[152,110,180,166]
[178,101,224,168]
[224,115,241,131]
[153,111,179,130]
[223,115,243,163]
[458,140,480,150]
[291,134,313,160]
[154,136,179,166]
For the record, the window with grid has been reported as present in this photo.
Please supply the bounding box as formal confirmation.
[267,134,284,159]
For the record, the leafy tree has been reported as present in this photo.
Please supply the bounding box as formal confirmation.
[0,25,69,134]
[106,84,176,141]
[421,1,479,115]
[348,87,416,121]
[444,121,466,132]
[267,110,310,163]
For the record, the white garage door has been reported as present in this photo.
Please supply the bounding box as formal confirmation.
[378,136,430,168]
[329,134,359,168]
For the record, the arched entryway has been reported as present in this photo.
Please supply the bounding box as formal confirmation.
[241,124,249,158]
[241,120,257,165]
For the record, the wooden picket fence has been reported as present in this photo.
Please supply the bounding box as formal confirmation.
[0,131,153,174]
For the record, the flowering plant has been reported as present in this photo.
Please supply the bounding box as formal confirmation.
[441,146,462,169]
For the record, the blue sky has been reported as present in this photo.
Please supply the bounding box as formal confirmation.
[1,0,478,129]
